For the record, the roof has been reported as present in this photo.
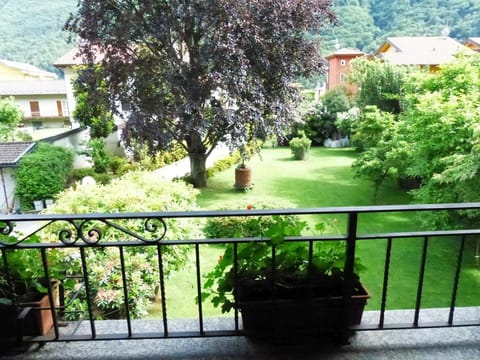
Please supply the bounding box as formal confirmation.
[0,80,67,96]
[54,47,105,67]
[54,48,83,67]
[465,37,480,49]
[325,48,365,59]
[0,142,36,167]
[0,59,58,79]
[376,36,472,65]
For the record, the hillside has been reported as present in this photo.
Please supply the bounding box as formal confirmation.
[0,0,77,76]
[321,0,480,54]
[0,0,479,76]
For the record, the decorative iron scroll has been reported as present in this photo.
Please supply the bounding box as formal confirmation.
[0,221,13,236]
[0,217,168,247]
[0,221,20,246]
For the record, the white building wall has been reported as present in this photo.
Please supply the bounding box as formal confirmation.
[14,95,68,118]
[0,168,16,214]
[62,67,78,126]
[50,127,91,168]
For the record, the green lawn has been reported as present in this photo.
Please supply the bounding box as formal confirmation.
[150,146,479,318]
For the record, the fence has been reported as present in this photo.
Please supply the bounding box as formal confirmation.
[1,203,479,345]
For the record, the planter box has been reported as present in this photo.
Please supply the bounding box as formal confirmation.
[33,200,44,211]
[237,282,369,341]
[0,283,58,340]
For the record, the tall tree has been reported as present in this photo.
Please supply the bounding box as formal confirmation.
[0,97,23,141]
[66,0,335,187]
[348,57,407,114]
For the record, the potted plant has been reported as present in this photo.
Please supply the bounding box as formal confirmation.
[0,235,64,339]
[234,145,253,190]
[234,161,253,190]
[202,209,368,342]
[289,135,312,160]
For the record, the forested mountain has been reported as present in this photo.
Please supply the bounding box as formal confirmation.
[0,0,76,76]
[0,0,479,76]
[322,0,480,53]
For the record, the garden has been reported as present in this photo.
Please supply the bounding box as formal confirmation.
[148,146,479,319]
[3,52,480,327]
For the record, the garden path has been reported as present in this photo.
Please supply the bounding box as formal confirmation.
[153,143,230,179]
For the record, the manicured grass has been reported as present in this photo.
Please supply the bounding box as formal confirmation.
[150,146,479,318]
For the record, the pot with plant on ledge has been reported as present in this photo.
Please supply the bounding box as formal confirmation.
[0,234,64,341]
[202,209,369,343]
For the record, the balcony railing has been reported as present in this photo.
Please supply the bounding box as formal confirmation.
[1,203,479,346]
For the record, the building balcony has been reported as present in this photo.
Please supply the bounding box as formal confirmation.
[1,204,479,359]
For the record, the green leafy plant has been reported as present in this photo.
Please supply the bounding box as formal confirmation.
[59,247,160,319]
[41,170,203,319]
[0,96,23,141]
[202,207,365,313]
[14,143,74,210]
[289,135,312,160]
[0,235,70,303]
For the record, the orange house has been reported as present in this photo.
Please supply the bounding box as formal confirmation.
[325,48,364,91]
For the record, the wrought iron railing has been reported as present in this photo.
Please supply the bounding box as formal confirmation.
[1,203,479,345]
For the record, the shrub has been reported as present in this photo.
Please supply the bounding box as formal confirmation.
[86,138,110,173]
[43,171,202,319]
[128,141,188,171]
[289,135,311,160]
[206,152,241,178]
[15,143,74,210]
[202,210,364,314]
[204,201,297,239]
[67,168,114,186]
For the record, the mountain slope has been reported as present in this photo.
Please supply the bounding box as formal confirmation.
[0,0,479,74]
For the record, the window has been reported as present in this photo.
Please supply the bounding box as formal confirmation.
[63,100,70,116]
[340,59,346,66]
[340,73,346,82]
[56,100,63,117]
[29,101,40,117]
[57,100,70,117]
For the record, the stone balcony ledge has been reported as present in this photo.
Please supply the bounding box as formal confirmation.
[2,308,479,359]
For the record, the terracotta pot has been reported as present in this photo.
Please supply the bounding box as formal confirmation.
[0,282,59,338]
[234,167,252,189]
[20,292,55,336]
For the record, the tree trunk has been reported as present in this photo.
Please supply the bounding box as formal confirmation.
[187,133,208,188]
[189,151,208,188]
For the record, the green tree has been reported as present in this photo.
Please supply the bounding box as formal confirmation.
[351,106,411,201]
[73,66,115,139]
[304,86,351,144]
[350,105,394,152]
[348,57,407,114]
[354,55,480,227]
[65,0,336,188]
[0,97,23,141]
